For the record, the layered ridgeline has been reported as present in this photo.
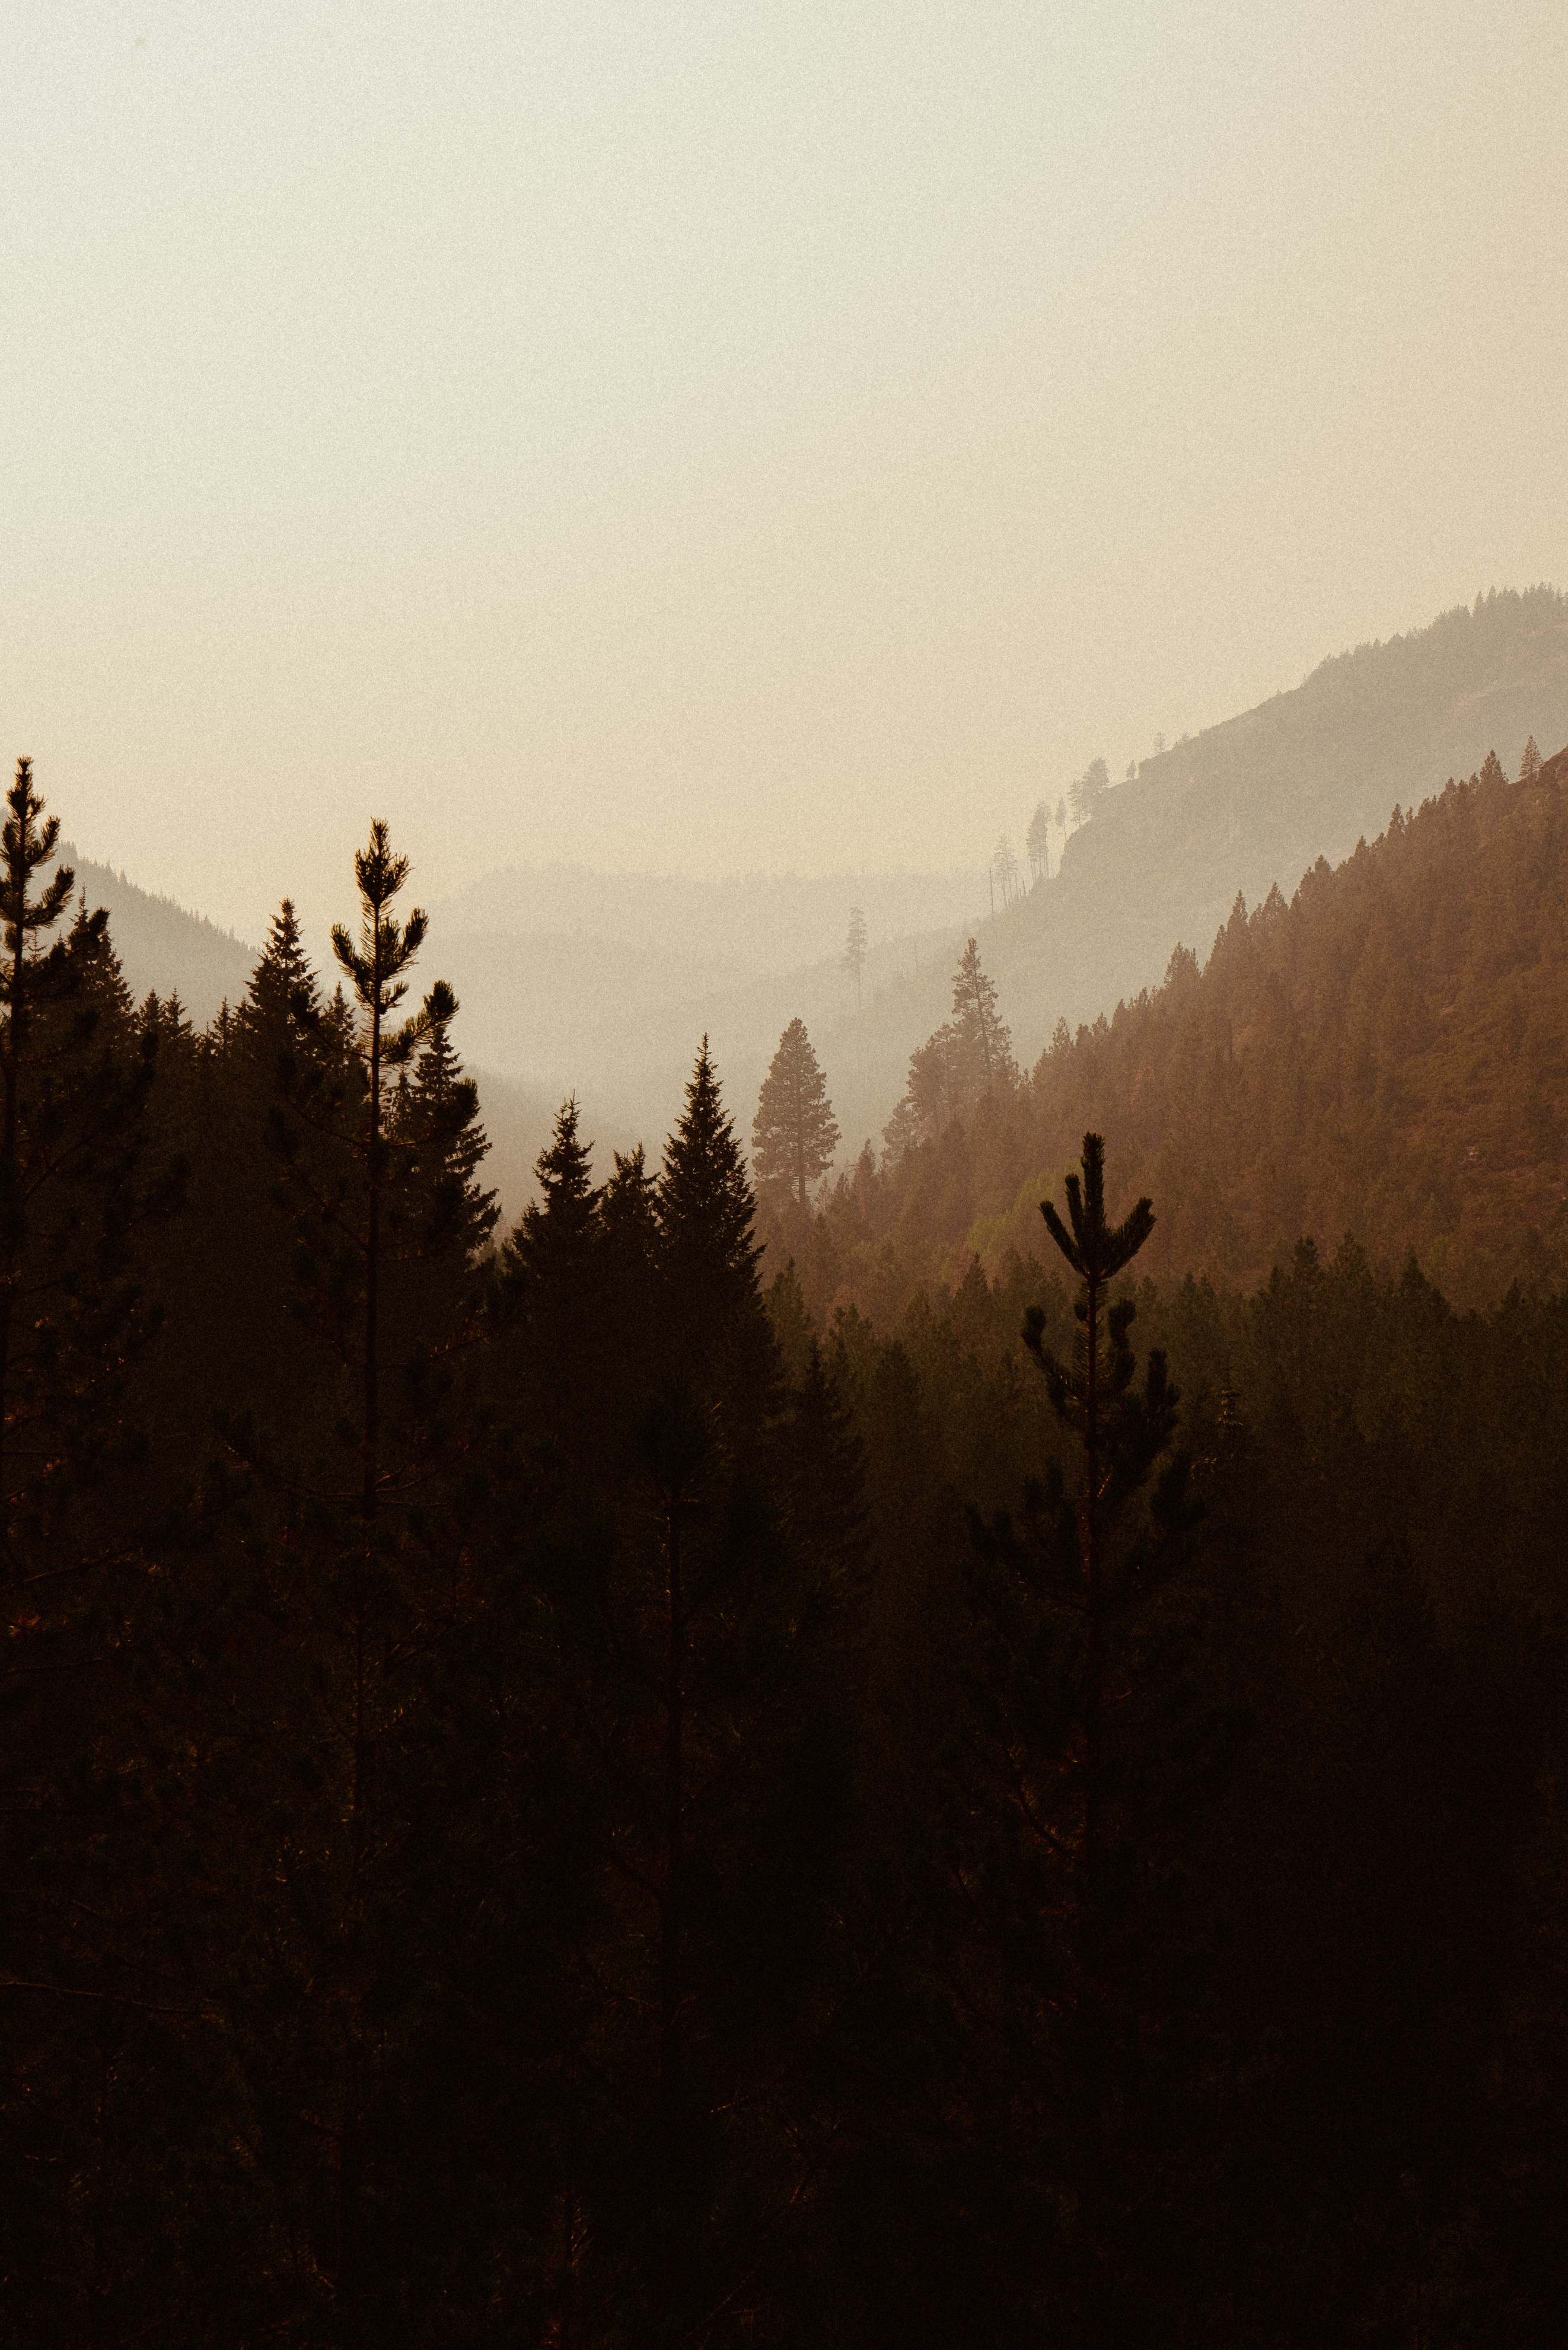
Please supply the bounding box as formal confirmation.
[774,736,1568,1315]
[423,587,1568,1161]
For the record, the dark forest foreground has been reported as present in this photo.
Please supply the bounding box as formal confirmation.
[2,761,1565,2348]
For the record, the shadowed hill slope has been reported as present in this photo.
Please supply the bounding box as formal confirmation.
[60,845,257,1025]
[780,737,1568,1315]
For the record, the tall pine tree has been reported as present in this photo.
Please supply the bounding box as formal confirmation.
[752,1018,840,1210]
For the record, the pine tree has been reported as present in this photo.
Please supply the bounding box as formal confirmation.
[950,935,1014,1093]
[905,1020,964,1133]
[0,764,192,2340]
[325,821,455,1519]
[0,761,156,1543]
[752,1018,840,1209]
[1027,798,1053,884]
[1519,734,1542,783]
[238,821,476,2333]
[1071,756,1110,827]
[842,905,869,1010]
[1014,1133,1191,2334]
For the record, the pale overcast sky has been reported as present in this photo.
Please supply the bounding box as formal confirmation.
[2,1,1566,938]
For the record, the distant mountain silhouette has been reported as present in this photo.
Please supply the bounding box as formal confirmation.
[431,863,987,972]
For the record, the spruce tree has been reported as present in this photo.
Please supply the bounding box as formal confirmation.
[234,897,317,1062]
[391,1012,497,1273]
[659,1038,765,1388]
[509,1096,597,1290]
[752,1017,840,1209]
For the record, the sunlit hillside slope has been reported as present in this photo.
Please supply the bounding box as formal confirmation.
[805,587,1568,1158]
[777,736,1568,1315]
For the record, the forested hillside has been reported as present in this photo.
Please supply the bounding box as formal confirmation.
[796,585,1568,1155]
[776,736,1568,1316]
[6,754,1568,2342]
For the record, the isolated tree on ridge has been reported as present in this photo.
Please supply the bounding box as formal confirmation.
[1027,799,1052,884]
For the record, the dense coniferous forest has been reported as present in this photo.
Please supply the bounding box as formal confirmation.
[5,751,1568,2346]
[779,739,1568,1318]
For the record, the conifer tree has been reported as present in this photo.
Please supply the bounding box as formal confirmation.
[0,764,189,2339]
[235,897,317,1061]
[949,935,1014,1092]
[842,905,869,1009]
[511,1097,597,1286]
[327,820,455,1520]
[1071,755,1110,826]
[392,1012,496,1271]
[659,1038,765,1387]
[0,760,155,1535]
[1519,733,1542,783]
[752,1017,840,1209]
[1027,798,1053,884]
[235,821,477,2334]
[502,1098,601,1453]
[1012,1134,1190,2333]
[906,1020,963,1133]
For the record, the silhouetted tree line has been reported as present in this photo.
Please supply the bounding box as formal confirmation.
[3,757,1566,2345]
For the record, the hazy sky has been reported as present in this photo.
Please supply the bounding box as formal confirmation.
[4,1,1566,938]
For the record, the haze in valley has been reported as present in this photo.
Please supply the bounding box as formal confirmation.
[4,1,1567,1204]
